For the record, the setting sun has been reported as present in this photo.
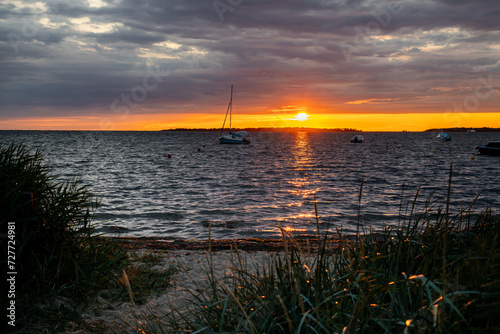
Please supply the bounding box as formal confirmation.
[294,113,309,121]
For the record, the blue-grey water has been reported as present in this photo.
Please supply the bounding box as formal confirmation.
[1,131,499,240]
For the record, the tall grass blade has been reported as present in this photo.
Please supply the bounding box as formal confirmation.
[357,175,364,240]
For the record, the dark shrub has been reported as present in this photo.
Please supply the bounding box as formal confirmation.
[0,143,127,300]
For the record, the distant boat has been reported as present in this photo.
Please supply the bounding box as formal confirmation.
[350,134,363,143]
[467,129,476,133]
[476,141,500,156]
[219,85,251,144]
[436,132,452,141]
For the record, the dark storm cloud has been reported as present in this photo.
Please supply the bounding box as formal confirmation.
[0,0,498,118]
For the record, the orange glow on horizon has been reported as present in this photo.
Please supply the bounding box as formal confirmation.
[1,112,499,131]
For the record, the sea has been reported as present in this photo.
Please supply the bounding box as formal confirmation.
[1,130,499,240]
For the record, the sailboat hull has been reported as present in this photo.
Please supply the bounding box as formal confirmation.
[219,138,245,144]
[219,134,250,144]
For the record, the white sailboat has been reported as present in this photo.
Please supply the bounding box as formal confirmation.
[219,85,251,144]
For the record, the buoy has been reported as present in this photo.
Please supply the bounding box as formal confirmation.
[167,154,171,158]
[203,145,205,148]
[197,148,201,152]
[397,145,401,148]
[471,156,476,160]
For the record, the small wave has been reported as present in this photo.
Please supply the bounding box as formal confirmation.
[198,209,235,215]
[201,220,244,229]
[138,212,185,220]
[94,211,185,221]
[95,225,132,234]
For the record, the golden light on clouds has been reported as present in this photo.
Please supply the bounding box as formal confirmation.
[346,98,395,105]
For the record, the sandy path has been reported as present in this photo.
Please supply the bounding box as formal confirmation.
[81,249,276,333]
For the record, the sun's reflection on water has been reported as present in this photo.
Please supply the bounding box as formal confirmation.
[272,132,326,237]
[283,225,308,233]
[288,132,320,198]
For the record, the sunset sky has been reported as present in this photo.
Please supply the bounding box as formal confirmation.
[1,0,499,131]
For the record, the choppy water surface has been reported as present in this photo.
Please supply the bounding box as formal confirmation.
[1,131,499,239]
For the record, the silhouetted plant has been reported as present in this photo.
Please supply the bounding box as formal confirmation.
[0,143,128,301]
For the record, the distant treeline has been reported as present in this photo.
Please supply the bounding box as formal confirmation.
[424,127,500,132]
[161,127,362,133]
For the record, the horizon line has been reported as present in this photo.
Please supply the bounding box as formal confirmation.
[2,126,500,132]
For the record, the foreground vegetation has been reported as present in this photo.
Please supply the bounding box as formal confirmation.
[0,143,130,332]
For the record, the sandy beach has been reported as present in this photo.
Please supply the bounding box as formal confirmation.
[73,240,285,333]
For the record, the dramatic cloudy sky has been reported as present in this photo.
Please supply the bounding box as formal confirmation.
[0,0,499,130]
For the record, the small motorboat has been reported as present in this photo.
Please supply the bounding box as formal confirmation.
[351,134,363,143]
[476,141,500,156]
[436,132,452,141]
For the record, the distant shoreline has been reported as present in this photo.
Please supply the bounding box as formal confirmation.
[423,127,500,132]
[161,127,363,132]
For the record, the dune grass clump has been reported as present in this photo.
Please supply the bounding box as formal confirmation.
[0,143,130,330]
[147,187,499,333]
[105,251,178,306]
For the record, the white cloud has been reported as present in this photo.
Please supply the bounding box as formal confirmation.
[69,17,123,33]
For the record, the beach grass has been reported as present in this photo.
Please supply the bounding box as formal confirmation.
[0,143,132,332]
[108,251,178,306]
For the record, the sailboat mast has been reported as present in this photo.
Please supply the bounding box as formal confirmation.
[220,84,233,135]
[229,84,233,132]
